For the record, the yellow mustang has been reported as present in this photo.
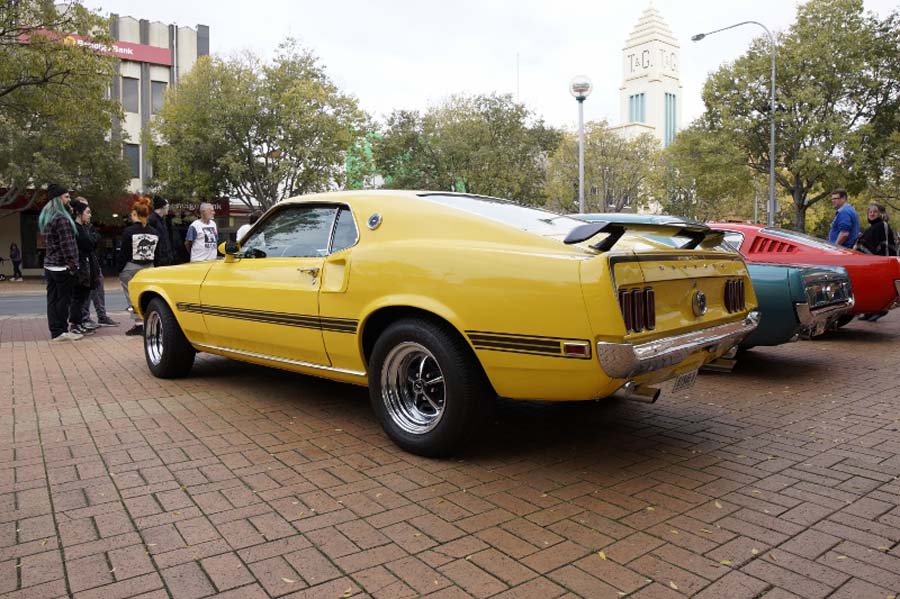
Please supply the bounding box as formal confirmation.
[130,191,759,456]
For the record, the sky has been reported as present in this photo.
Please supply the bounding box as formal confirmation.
[84,0,897,132]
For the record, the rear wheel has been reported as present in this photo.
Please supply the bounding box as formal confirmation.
[144,298,196,378]
[369,318,492,457]
[835,314,855,328]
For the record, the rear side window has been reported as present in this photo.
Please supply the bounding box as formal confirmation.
[330,207,358,253]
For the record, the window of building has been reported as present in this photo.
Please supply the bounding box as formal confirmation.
[124,144,140,178]
[122,77,139,113]
[628,93,645,123]
[664,93,677,147]
[151,81,167,114]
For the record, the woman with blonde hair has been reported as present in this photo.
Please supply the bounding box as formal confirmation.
[117,196,162,336]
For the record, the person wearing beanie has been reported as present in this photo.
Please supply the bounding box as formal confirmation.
[149,194,173,266]
[38,184,82,341]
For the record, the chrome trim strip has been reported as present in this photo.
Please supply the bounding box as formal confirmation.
[193,343,367,378]
[596,312,760,379]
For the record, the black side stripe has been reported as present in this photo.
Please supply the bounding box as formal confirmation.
[466,330,590,359]
[177,303,357,333]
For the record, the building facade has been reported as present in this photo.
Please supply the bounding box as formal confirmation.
[612,6,682,147]
[0,13,208,276]
[109,14,208,192]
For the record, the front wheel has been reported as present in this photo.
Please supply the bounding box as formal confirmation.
[144,298,196,378]
[368,318,493,457]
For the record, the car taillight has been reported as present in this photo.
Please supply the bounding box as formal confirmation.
[618,287,655,333]
[724,279,746,313]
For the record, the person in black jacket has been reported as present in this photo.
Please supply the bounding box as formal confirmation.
[858,204,896,322]
[149,195,174,266]
[857,204,896,256]
[68,200,97,336]
[73,197,119,328]
[38,184,82,341]
[118,196,161,336]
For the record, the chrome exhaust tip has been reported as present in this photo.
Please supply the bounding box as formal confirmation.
[700,357,737,373]
[616,381,661,403]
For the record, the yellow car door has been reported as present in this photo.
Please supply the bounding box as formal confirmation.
[198,204,339,366]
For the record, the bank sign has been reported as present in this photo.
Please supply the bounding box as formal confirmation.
[62,34,172,66]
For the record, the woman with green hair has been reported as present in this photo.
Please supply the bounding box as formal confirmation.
[39,184,82,341]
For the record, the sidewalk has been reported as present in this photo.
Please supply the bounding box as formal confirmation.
[0,275,122,296]
[2,314,900,598]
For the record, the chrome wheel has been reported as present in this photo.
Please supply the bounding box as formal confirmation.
[380,342,446,434]
[145,310,164,366]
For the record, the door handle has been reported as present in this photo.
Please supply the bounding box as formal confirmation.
[297,267,320,278]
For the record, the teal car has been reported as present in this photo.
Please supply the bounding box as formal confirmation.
[574,214,855,348]
[740,262,853,347]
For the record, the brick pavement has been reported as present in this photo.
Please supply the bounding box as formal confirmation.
[1,312,899,598]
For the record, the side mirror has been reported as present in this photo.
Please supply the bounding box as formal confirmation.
[220,241,240,262]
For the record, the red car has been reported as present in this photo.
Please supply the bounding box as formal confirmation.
[711,222,900,318]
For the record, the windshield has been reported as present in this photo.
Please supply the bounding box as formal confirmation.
[419,193,585,236]
[762,228,847,251]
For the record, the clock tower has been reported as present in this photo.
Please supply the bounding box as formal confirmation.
[615,5,682,147]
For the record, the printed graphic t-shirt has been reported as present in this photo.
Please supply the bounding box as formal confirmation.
[186,219,219,262]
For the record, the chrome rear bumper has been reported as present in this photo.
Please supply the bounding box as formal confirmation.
[596,312,760,379]
[795,297,854,338]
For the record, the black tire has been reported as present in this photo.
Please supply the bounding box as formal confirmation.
[368,318,493,457]
[835,314,855,328]
[143,297,196,378]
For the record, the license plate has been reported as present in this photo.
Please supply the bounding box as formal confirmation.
[672,369,698,392]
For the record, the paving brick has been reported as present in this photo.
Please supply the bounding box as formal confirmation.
[547,564,627,598]
[160,561,216,599]
[200,552,255,591]
[285,547,343,585]
[439,558,508,598]
[66,553,114,593]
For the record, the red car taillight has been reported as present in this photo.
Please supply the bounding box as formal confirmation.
[724,279,746,313]
[618,287,655,333]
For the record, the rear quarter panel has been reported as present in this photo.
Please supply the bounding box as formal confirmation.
[319,238,615,401]
[741,263,800,347]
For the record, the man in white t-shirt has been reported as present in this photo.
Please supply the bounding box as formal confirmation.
[185,202,219,262]
[236,210,262,242]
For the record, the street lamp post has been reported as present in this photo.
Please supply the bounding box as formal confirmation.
[692,22,776,227]
[569,76,592,214]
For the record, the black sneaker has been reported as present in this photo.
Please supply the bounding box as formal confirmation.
[71,325,95,336]
[125,325,144,336]
[97,317,120,327]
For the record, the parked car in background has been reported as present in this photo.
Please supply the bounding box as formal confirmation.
[129,193,759,456]
[711,223,900,324]
[577,214,854,350]
[739,263,853,348]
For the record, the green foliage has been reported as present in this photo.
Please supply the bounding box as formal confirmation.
[656,124,756,221]
[149,40,370,210]
[544,121,660,214]
[701,0,900,231]
[0,1,130,213]
[373,94,561,206]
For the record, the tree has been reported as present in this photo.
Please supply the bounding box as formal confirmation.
[656,124,755,221]
[701,0,900,230]
[544,121,660,214]
[0,1,130,214]
[373,94,561,206]
[150,40,370,210]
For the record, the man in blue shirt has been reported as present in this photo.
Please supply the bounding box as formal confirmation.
[828,188,860,249]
